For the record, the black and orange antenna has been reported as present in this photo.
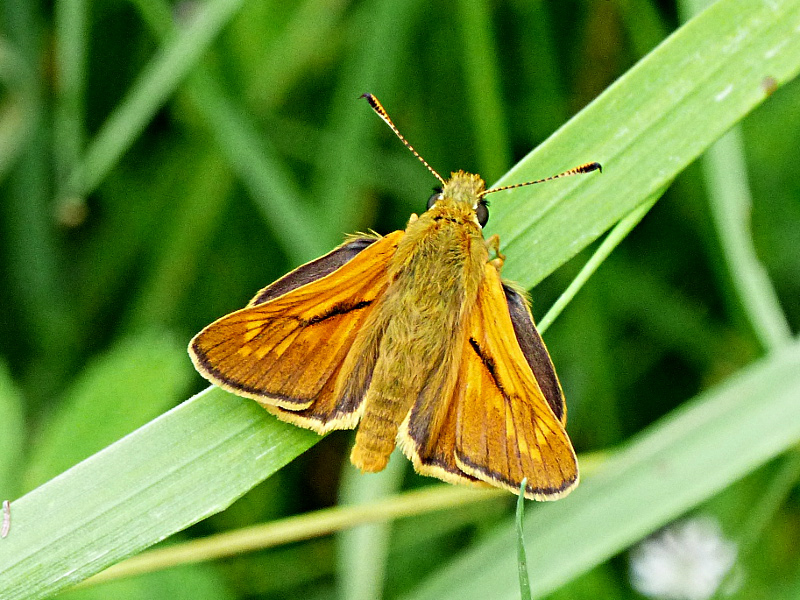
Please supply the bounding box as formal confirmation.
[363,93,601,193]
[362,93,446,186]
[480,162,602,199]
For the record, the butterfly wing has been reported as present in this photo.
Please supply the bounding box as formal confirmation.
[397,353,487,488]
[502,283,566,424]
[454,264,578,500]
[248,236,382,306]
[189,231,403,432]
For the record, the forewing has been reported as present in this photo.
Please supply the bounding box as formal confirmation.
[503,284,566,423]
[189,231,403,431]
[249,235,380,306]
[455,266,578,500]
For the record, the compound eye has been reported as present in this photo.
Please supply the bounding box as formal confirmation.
[427,192,443,209]
[476,200,489,227]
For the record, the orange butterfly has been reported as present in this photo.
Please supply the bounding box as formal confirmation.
[190,94,599,499]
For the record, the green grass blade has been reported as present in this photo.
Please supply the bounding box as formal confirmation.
[511,2,567,140]
[734,450,800,554]
[701,129,793,351]
[515,480,532,600]
[602,258,747,369]
[314,0,422,239]
[0,40,35,182]
[123,152,234,331]
[456,0,510,182]
[679,0,792,353]
[1,2,82,388]
[0,387,318,600]
[128,0,326,263]
[337,452,407,600]
[60,567,235,600]
[246,0,350,112]
[80,485,503,587]
[615,0,669,57]
[186,68,327,261]
[53,0,87,193]
[405,340,800,600]
[68,0,247,197]
[488,0,800,289]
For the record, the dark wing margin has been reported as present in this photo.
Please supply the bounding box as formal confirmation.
[249,235,380,306]
[502,283,566,424]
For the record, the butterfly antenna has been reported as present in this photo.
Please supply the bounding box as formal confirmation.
[362,93,445,185]
[480,162,602,198]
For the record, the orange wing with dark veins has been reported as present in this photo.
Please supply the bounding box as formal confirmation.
[189,231,403,432]
[454,264,578,500]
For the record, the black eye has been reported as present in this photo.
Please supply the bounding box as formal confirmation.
[427,191,443,209]
[476,200,489,227]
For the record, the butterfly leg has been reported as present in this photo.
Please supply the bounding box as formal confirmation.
[485,234,505,271]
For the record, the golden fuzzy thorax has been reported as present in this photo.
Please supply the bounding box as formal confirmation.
[349,171,493,471]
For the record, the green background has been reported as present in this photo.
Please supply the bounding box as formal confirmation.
[1,0,799,599]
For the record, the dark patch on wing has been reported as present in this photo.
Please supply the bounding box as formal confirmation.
[468,337,506,397]
[304,299,372,325]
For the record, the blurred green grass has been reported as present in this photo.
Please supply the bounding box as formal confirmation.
[1,0,799,599]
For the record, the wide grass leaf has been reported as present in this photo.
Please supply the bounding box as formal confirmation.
[0,387,317,600]
[487,0,800,288]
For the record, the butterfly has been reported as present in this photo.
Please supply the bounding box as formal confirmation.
[189,94,600,499]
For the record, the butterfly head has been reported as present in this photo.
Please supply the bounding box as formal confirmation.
[427,171,489,228]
